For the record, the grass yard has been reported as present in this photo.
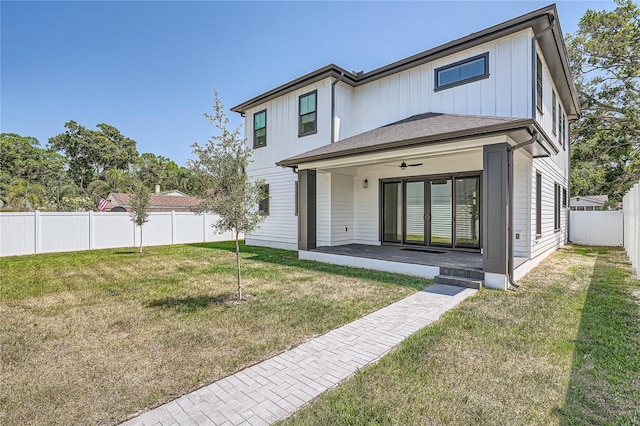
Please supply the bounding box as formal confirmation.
[0,242,425,425]
[282,246,640,425]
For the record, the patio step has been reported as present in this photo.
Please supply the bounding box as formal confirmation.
[433,274,483,290]
[439,267,485,281]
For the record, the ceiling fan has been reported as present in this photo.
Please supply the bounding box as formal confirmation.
[386,160,423,170]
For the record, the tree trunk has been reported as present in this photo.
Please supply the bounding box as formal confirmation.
[139,226,143,254]
[235,230,242,300]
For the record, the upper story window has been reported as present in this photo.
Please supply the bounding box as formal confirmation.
[253,110,267,148]
[552,91,557,135]
[299,91,317,137]
[536,55,543,113]
[434,53,489,91]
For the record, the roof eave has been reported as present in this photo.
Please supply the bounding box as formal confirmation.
[276,119,534,167]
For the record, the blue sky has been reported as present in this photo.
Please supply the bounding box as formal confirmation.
[1,1,614,166]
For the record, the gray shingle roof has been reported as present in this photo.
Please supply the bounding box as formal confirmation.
[277,113,530,166]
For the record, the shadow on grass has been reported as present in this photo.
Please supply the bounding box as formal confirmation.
[148,294,233,313]
[558,246,640,425]
[187,241,427,290]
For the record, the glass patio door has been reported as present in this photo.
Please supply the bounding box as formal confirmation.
[430,179,453,246]
[404,181,425,244]
[382,182,402,243]
[455,176,480,248]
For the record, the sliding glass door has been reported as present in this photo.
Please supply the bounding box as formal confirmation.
[405,181,425,244]
[455,177,480,248]
[382,182,402,243]
[430,179,452,246]
[381,174,481,249]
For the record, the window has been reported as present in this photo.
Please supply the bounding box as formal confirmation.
[563,188,567,208]
[258,184,269,215]
[299,91,317,136]
[253,110,266,148]
[434,53,489,91]
[536,55,543,113]
[554,183,561,231]
[552,91,557,135]
[536,172,542,237]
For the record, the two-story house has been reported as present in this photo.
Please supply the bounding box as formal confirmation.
[231,4,579,290]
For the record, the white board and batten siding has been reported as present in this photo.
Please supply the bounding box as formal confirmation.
[0,211,234,257]
[244,78,334,250]
[337,29,533,140]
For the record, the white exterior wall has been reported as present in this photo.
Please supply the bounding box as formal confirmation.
[338,29,532,140]
[513,150,532,257]
[330,173,355,246]
[535,42,569,162]
[244,78,334,250]
[530,156,568,259]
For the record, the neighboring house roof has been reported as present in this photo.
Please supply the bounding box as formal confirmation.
[107,192,201,211]
[571,195,608,205]
[156,190,189,197]
[231,4,580,120]
[277,113,538,167]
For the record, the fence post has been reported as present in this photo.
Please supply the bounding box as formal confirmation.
[89,211,94,250]
[34,210,40,254]
[171,211,176,245]
[203,212,207,242]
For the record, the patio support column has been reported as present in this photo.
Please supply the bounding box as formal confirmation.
[482,143,511,289]
[298,169,316,251]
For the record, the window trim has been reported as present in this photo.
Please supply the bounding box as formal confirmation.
[434,52,490,92]
[298,90,317,137]
[554,182,561,231]
[536,55,543,113]
[253,109,267,149]
[258,184,269,216]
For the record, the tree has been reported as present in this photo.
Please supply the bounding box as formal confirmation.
[567,0,640,205]
[48,121,138,194]
[129,180,151,254]
[189,91,266,300]
[0,133,75,210]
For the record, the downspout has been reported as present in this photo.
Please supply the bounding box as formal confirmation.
[507,131,539,289]
[331,72,345,144]
[531,14,556,119]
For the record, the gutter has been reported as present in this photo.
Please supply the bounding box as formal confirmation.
[331,72,345,144]
[507,131,539,289]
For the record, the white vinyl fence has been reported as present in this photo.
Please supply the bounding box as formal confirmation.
[570,210,624,247]
[624,181,640,279]
[0,211,235,257]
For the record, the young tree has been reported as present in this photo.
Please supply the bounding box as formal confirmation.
[129,181,151,254]
[567,0,640,204]
[189,91,266,300]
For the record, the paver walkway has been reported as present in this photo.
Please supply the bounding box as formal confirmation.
[121,284,477,426]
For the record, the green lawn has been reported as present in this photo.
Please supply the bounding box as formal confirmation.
[282,246,640,425]
[0,242,425,425]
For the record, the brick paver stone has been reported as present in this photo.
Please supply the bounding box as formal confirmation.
[121,284,476,426]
